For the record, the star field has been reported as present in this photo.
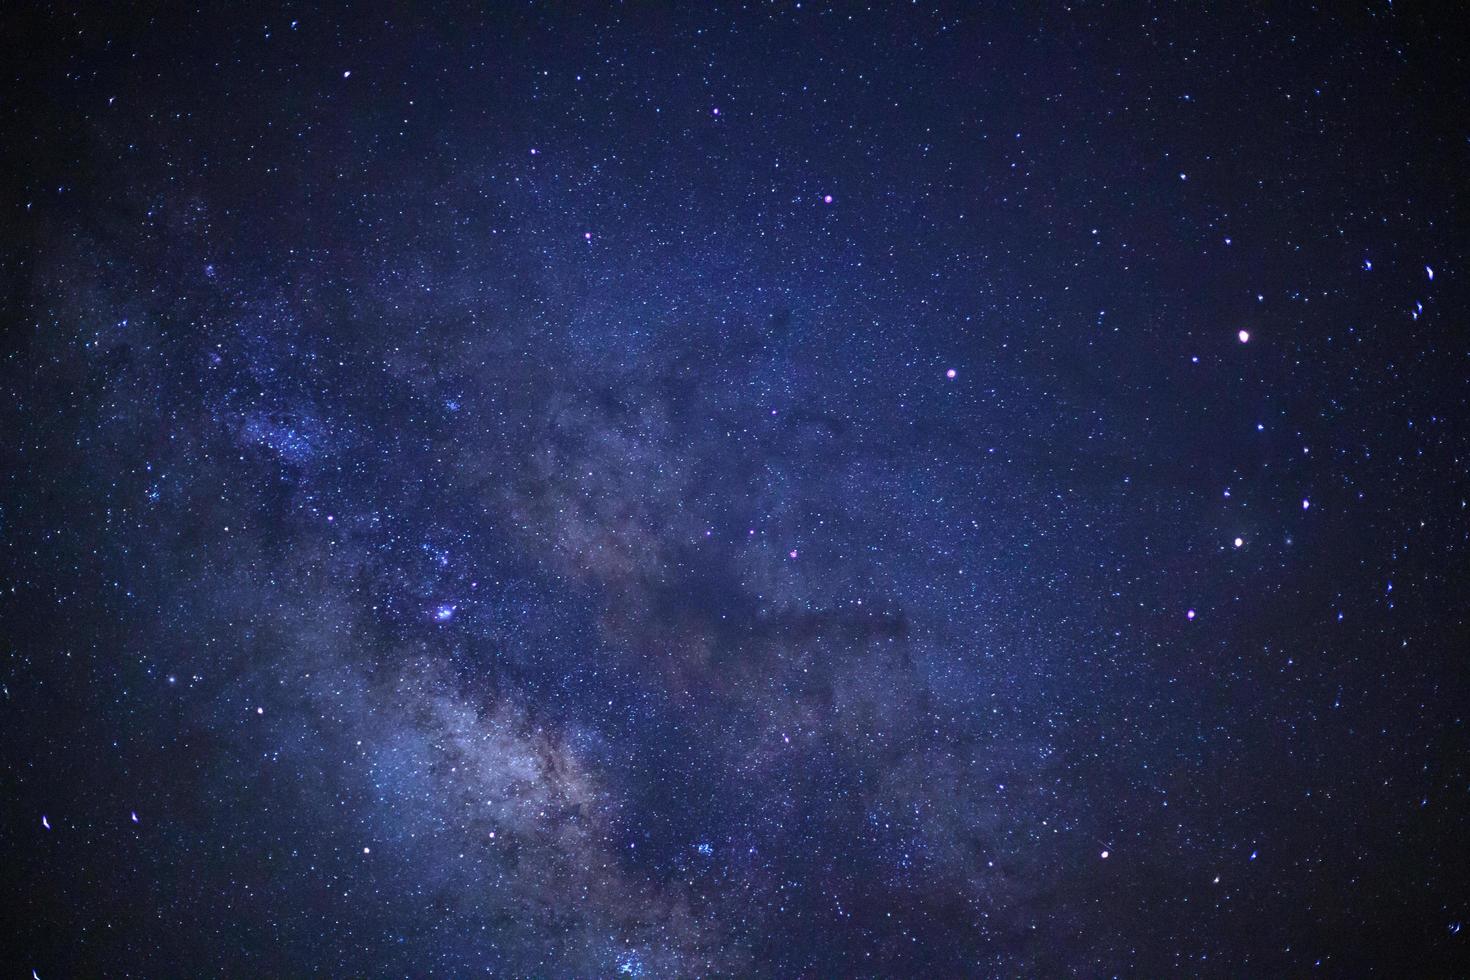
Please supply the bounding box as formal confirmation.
[2,3,1469,975]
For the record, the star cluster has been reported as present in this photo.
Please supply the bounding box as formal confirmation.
[2,3,1468,975]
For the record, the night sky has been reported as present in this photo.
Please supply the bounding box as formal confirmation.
[3,3,1469,976]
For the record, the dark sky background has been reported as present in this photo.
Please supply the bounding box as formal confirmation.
[3,2,1468,976]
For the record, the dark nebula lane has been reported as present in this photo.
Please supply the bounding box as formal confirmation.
[2,3,1468,976]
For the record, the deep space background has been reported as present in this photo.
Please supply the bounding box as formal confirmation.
[3,2,1469,976]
